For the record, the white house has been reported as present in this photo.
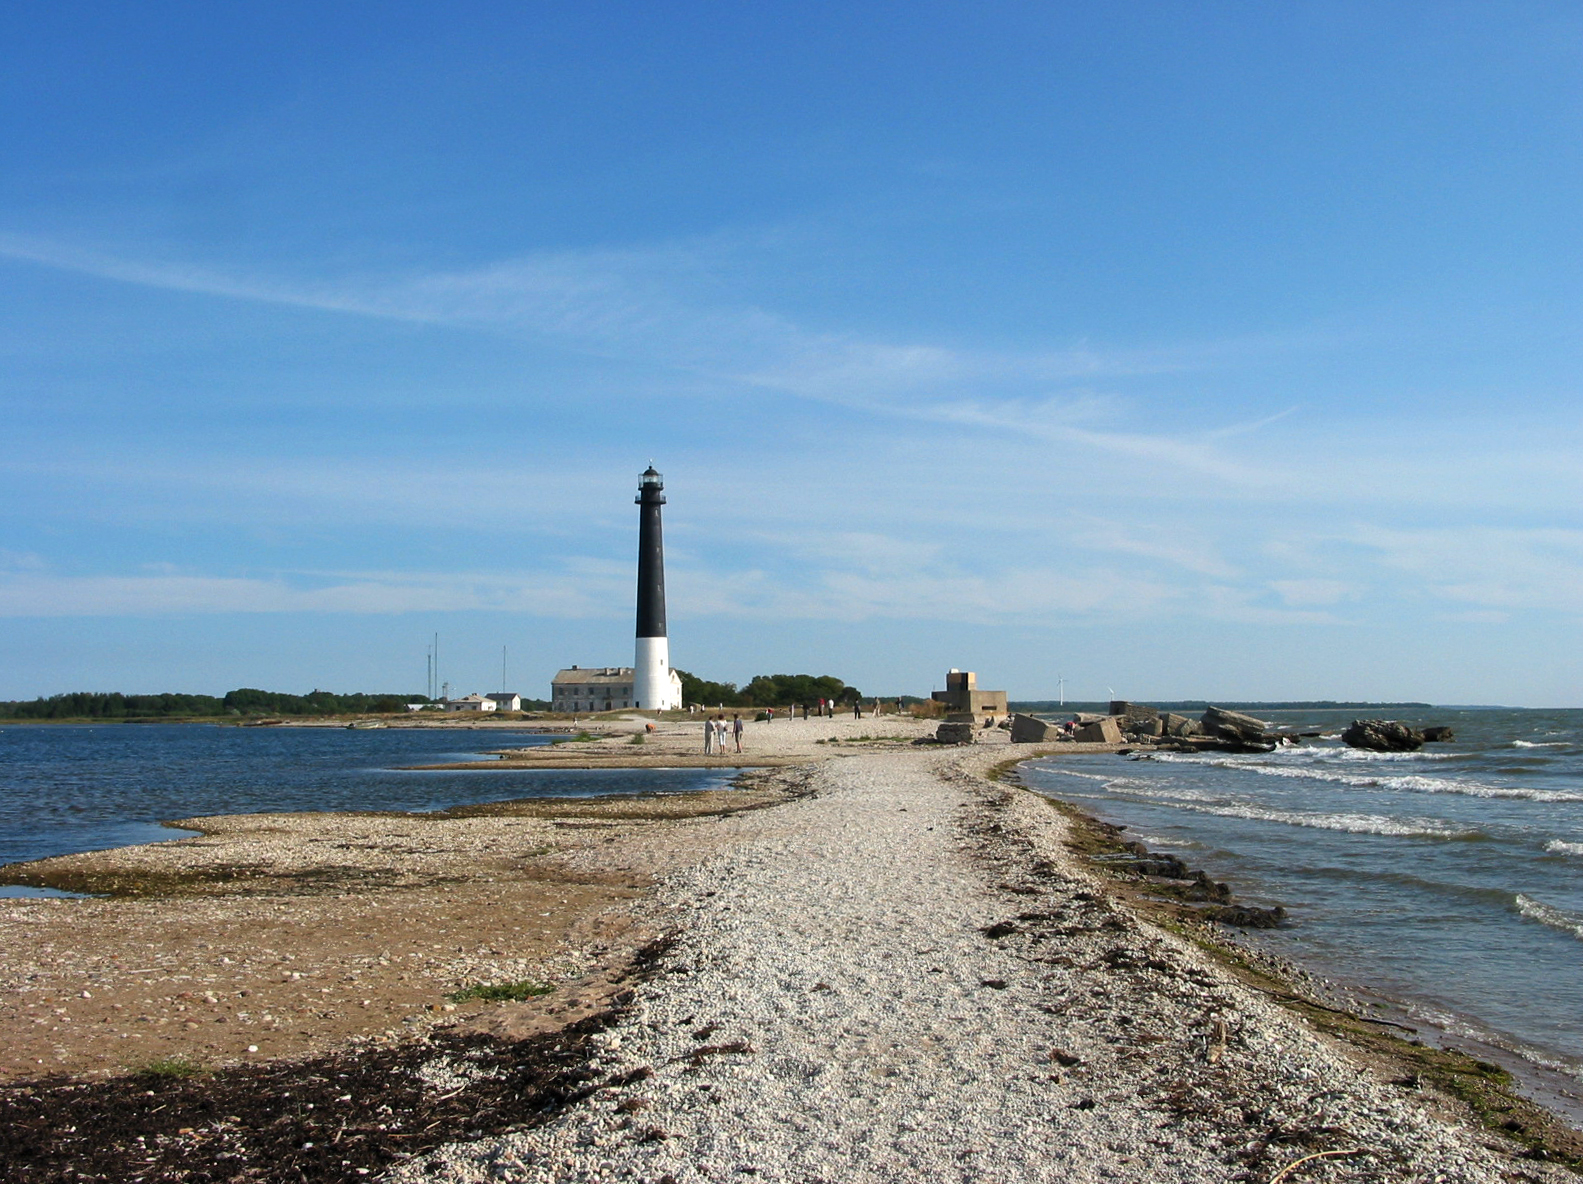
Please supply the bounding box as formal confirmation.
[485,692,522,712]
[444,693,497,712]
[551,665,682,713]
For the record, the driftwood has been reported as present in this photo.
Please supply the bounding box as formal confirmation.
[1267,1146,1367,1183]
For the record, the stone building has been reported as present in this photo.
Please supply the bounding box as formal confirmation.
[550,665,682,713]
[929,669,1009,722]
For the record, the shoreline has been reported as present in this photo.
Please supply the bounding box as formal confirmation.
[2,720,1578,1180]
[1002,750,1583,1137]
[1004,768,1583,1155]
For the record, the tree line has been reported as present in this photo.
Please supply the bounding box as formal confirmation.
[0,675,875,720]
[676,671,861,708]
[0,689,425,720]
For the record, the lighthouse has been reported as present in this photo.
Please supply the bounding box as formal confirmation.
[633,465,679,710]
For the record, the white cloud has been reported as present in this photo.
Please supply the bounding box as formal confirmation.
[1268,579,1359,606]
[1352,526,1583,613]
[0,230,1301,487]
[0,566,630,619]
[1070,521,1240,578]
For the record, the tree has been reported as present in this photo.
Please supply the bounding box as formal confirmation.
[675,670,743,707]
[739,674,859,706]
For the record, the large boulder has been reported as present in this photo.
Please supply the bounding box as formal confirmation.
[1110,701,1159,723]
[1342,719,1424,752]
[1127,717,1165,738]
[1201,706,1269,743]
[935,722,976,745]
[1162,712,1200,737]
[1073,717,1124,744]
[1010,714,1062,743]
[1422,726,1456,743]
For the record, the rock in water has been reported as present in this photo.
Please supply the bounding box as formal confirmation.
[1200,706,1268,742]
[1203,904,1287,929]
[1342,719,1425,752]
[1421,726,1455,743]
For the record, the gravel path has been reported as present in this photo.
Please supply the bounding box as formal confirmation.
[393,750,1560,1184]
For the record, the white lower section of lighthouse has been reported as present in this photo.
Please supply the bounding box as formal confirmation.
[633,636,680,710]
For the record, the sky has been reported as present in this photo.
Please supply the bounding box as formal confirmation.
[2,1,1581,706]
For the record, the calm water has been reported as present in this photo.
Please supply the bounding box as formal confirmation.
[0,724,746,871]
[1020,708,1583,1084]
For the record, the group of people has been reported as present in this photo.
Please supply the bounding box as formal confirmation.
[702,712,744,754]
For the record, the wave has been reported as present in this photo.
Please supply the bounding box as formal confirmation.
[1514,894,1583,941]
[1513,740,1568,748]
[1152,757,1583,802]
[1544,840,1583,858]
[1167,800,1481,840]
[1151,747,1453,767]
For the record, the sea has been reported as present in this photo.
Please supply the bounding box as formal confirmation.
[1018,707,1583,1098]
[0,723,743,876]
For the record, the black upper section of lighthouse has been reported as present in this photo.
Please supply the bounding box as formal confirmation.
[634,466,667,639]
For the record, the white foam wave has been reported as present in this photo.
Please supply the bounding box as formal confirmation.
[1514,894,1583,941]
[1152,746,1451,767]
[1544,840,1583,857]
[1032,767,1112,784]
[1145,753,1583,801]
[1513,740,1567,748]
[1177,759,1583,804]
[1170,800,1478,839]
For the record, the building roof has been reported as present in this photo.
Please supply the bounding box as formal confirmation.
[552,667,634,686]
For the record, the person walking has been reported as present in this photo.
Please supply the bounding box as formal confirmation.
[703,716,714,754]
[732,713,744,753]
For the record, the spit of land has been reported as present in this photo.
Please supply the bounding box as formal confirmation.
[0,713,1576,1183]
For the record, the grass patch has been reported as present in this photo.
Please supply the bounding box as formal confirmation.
[551,732,599,746]
[446,980,556,1004]
[628,733,646,745]
[137,1056,204,1080]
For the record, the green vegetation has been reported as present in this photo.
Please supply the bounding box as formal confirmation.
[0,688,429,720]
[675,670,861,708]
[220,688,418,715]
[137,1056,205,1080]
[446,980,555,1003]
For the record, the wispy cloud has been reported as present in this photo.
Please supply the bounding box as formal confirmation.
[1069,521,1241,578]
[0,230,1298,484]
[1352,526,1583,613]
[0,564,632,619]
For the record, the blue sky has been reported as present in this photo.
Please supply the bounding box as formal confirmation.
[2,2,1581,706]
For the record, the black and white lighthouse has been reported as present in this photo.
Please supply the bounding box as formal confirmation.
[632,465,678,710]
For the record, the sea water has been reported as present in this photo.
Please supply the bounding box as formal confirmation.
[0,723,745,872]
[1019,707,1583,1085]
